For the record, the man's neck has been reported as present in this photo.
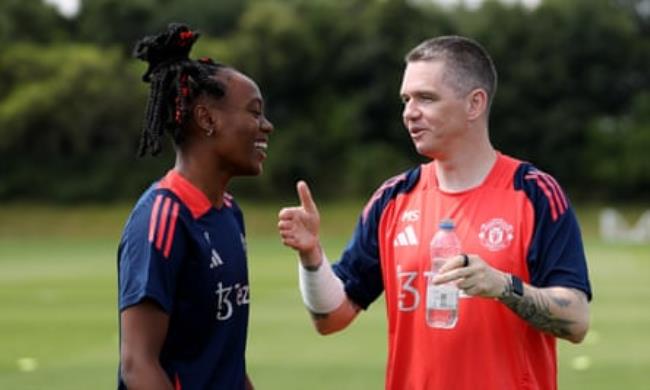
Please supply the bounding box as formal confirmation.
[434,144,498,193]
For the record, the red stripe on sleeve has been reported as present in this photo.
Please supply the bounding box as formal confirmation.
[362,173,406,223]
[156,197,172,250]
[174,373,182,390]
[526,174,558,221]
[537,172,566,216]
[544,173,568,210]
[148,194,163,242]
[163,201,180,258]
[224,192,233,208]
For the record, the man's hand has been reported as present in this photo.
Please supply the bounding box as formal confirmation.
[432,254,509,298]
[433,254,590,342]
[278,181,322,267]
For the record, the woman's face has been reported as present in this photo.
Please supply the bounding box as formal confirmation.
[209,69,273,177]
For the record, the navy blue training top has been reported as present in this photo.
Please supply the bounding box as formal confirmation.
[117,170,250,389]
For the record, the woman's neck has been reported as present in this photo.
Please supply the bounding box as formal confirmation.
[174,153,229,208]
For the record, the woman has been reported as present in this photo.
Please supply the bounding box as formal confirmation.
[117,23,272,390]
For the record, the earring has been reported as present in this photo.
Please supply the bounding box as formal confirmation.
[205,127,214,137]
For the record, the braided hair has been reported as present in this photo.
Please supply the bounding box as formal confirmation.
[133,23,227,156]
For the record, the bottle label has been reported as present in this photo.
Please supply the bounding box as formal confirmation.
[426,285,458,310]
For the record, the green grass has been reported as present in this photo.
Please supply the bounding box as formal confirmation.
[0,203,649,389]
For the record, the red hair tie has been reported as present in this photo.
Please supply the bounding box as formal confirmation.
[178,30,194,46]
[175,73,190,123]
[174,96,183,123]
[179,73,189,96]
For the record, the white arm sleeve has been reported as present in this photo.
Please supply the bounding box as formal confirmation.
[298,255,346,314]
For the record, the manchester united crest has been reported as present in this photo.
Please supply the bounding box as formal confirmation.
[478,218,514,252]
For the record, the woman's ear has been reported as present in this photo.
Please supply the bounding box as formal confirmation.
[193,102,221,136]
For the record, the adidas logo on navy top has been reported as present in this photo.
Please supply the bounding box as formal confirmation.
[210,249,224,269]
[204,231,224,268]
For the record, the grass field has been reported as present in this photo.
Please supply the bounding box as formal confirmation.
[0,202,649,389]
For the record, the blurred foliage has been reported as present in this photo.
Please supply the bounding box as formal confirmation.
[75,0,248,51]
[0,0,72,44]
[0,0,648,202]
[0,43,166,201]
[458,0,650,199]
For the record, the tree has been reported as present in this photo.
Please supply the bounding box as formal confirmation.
[0,0,71,44]
[458,0,649,198]
[226,0,452,198]
[75,0,158,50]
[0,43,153,201]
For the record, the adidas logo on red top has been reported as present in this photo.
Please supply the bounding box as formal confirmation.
[394,225,419,247]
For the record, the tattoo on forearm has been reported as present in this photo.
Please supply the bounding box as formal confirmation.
[499,285,575,339]
[552,296,571,308]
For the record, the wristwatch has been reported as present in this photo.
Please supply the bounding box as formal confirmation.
[510,274,524,297]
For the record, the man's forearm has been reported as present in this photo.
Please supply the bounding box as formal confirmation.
[499,280,589,342]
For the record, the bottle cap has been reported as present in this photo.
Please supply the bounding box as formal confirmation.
[439,219,455,230]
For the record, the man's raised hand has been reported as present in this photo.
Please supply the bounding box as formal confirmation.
[278,181,321,259]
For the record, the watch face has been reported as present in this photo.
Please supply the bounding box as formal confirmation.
[512,275,524,297]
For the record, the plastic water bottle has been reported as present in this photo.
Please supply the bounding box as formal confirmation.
[426,219,462,329]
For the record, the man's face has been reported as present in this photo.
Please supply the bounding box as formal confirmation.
[399,60,469,159]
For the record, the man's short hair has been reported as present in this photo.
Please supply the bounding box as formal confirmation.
[405,35,498,109]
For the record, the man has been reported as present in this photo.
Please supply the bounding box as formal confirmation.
[278,36,591,389]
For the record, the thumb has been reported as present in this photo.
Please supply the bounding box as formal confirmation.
[296,180,318,214]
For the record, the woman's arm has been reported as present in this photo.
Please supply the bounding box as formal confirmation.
[120,299,174,389]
